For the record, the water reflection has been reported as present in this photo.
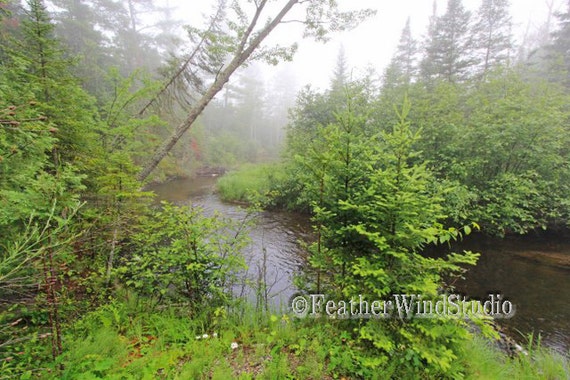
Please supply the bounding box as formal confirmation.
[450,236,570,353]
[150,177,569,353]
[149,177,312,309]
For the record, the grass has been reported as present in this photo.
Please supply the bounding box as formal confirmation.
[461,334,569,379]
[18,296,568,380]
[34,299,336,379]
[216,163,287,206]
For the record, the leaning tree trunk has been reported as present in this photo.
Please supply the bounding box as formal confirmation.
[137,0,299,182]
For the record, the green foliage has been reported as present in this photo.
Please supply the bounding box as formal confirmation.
[288,94,486,378]
[0,201,84,375]
[453,71,569,234]
[0,6,100,366]
[460,334,570,380]
[13,0,100,166]
[0,103,58,234]
[0,0,103,244]
[216,163,289,208]
[117,202,249,310]
[1,5,184,376]
[15,298,567,379]
[375,1,570,235]
[375,68,570,235]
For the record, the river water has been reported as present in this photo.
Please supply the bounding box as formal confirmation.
[149,176,312,309]
[149,176,570,354]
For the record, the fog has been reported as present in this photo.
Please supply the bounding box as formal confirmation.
[38,0,568,168]
[175,0,561,92]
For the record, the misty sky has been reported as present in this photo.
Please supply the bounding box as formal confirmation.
[176,0,564,92]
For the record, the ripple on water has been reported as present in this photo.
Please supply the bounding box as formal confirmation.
[149,177,570,353]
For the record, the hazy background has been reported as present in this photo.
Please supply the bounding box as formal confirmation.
[176,0,563,92]
[38,0,567,168]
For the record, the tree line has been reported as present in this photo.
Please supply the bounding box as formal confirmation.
[283,0,570,236]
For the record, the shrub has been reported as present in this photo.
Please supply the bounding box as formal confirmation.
[116,202,249,311]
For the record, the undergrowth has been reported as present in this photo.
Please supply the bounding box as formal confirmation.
[8,294,568,379]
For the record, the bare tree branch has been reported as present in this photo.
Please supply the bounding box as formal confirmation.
[137,0,374,181]
[136,2,228,117]
[137,0,300,181]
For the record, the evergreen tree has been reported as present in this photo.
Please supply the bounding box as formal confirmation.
[0,0,105,231]
[377,18,418,135]
[47,0,120,99]
[17,0,99,166]
[549,0,570,88]
[419,0,439,82]
[329,45,350,108]
[295,97,483,378]
[420,0,475,83]
[330,45,349,94]
[383,17,417,89]
[472,0,513,79]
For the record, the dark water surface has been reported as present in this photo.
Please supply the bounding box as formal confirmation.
[149,177,569,353]
[149,177,312,308]
[449,236,570,353]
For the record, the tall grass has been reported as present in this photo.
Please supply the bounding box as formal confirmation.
[460,334,569,379]
[217,163,287,206]
[26,297,569,379]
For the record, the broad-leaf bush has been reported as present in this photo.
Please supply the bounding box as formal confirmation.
[117,202,249,311]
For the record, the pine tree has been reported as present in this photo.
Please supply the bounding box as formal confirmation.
[17,0,99,166]
[329,45,349,102]
[420,0,475,83]
[472,0,513,79]
[549,0,570,88]
[419,0,439,82]
[383,17,417,89]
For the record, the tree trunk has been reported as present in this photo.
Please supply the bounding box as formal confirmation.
[137,0,299,182]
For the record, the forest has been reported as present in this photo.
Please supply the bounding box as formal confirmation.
[1,0,569,378]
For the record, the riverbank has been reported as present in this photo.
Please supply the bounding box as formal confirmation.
[32,297,570,379]
[216,163,289,206]
[151,173,570,355]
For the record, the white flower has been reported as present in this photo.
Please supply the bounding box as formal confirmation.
[202,334,209,339]
[212,332,218,338]
[230,342,239,350]
[195,335,201,340]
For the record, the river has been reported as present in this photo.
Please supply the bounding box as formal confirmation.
[149,176,570,354]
